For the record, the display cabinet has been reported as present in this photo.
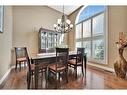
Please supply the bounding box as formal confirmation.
[38,27,63,53]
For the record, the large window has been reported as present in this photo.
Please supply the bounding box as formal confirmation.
[76,6,107,64]
[76,23,82,39]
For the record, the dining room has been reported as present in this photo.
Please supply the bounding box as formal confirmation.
[1,5,127,90]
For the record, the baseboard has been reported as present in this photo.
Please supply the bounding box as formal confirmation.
[0,66,15,86]
[0,64,27,87]
[87,62,114,73]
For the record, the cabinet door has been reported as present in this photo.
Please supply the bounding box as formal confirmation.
[48,33,52,48]
[41,32,46,49]
[38,28,57,53]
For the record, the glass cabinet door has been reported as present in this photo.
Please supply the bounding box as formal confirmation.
[41,32,46,49]
[39,28,60,53]
[39,27,65,53]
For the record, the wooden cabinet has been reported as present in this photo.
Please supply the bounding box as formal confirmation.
[38,27,62,53]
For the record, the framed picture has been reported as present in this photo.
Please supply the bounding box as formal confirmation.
[0,6,4,33]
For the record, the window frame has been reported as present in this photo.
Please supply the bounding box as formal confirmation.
[75,10,108,64]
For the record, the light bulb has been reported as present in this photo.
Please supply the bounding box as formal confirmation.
[70,24,73,28]
[57,19,61,24]
[54,24,57,28]
[65,27,68,30]
[66,19,71,24]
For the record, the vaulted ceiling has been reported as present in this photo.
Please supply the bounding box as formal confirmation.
[48,5,81,15]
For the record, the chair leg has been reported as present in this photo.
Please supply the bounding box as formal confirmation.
[40,70,43,86]
[55,73,58,88]
[27,72,31,89]
[47,69,50,81]
[82,65,84,76]
[42,70,43,78]
[19,63,21,71]
[45,68,47,80]
[65,69,68,83]
[58,72,60,81]
[15,61,18,71]
[74,66,77,78]
[45,68,48,88]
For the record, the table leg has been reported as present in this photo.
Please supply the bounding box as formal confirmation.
[35,64,39,89]
[84,55,87,77]
[45,67,48,88]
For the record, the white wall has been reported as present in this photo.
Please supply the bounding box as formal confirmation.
[0,6,13,79]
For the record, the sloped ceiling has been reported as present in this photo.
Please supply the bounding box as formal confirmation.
[48,5,81,15]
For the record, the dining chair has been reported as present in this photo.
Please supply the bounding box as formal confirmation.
[68,48,85,78]
[14,47,28,71]
[26,53,48,89]
[48,48,69,85]
[14,47,47,89]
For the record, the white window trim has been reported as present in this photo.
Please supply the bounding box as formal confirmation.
[75,9,108,64]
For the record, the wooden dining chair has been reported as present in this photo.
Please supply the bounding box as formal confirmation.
[14,47,33,88]
[48,48,69,85]
[25,52,48,89]
[15,47,29,71]
[14,47,47,89]
[68,48,85,78]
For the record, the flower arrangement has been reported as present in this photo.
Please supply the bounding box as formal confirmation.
[116,32,127,48]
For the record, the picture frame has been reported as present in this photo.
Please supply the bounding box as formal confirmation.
[0,6,4,33]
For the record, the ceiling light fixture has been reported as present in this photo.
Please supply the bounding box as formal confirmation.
[53,6,73,33]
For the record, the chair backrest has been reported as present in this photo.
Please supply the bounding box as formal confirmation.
[55,48,69,71]
[15,47,28,58]
[14,47,31,71]
[76,48,85,64]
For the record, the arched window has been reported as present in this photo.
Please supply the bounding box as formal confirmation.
[75,5,107,63]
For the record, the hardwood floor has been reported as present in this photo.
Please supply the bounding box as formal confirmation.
[1,65,127,89]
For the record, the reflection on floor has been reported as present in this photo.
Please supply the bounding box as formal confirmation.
[1,65,127,89]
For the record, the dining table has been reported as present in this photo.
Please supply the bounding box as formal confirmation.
[30,51,87,89]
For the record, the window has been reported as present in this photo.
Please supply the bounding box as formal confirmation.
[76,42,82,48]
[76,23,82,49]
[93,13,104,36]
[75,5,107,64]
[92,39,104,60]
[83,41,91,57]
[83,20,91,37]
[76,23,82,39]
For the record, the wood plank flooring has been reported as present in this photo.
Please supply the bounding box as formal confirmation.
[1,65,127,89]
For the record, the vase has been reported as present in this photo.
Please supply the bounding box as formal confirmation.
[114,47,127,78]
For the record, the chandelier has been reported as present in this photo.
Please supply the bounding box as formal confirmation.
[53,6,73,33]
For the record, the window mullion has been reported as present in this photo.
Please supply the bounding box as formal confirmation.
[91,18,93,58]
[81,22,83,47]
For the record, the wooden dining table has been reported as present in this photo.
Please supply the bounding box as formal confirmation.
[30,51,87,89]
